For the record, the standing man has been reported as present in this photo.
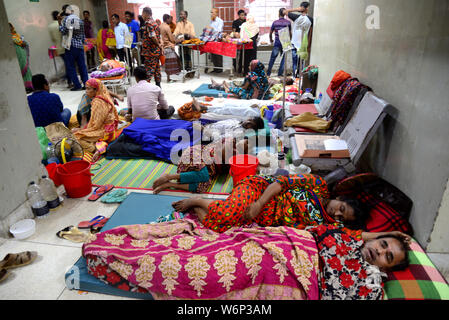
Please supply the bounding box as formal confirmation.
[160,14,181,82]
[125,11,140,75]
[111,13,129,62]
[266,8,292,77]
[174,10,195,71]
[232,9,246,74]
[59,5,89,91]
[83,10,95,69]
[141,7,163,88]
[285,2,314,77]
[208,8,224,73]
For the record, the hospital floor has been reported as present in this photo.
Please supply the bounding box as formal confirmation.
[1,71,448,299]
[0,71,231,300]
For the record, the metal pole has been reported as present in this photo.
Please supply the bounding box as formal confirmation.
[281,50,288,132]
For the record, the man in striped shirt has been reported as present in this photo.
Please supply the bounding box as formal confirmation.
[59,5,88,91]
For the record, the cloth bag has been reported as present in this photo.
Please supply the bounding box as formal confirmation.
[284,112,331,133]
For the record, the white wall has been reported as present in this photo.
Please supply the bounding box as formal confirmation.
[310,0,449,248]
[0,0,44,221]
[4,0,99,81]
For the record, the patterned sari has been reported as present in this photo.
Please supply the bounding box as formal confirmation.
[96,28,114,61]
[230,60,269,100]
[10,25,33,91]
[82,214,320,300]
[74,79,121,154]
[203,174,362,239]
[175,138,233,193]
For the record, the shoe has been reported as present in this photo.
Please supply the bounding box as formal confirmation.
[0,251,38,270]
[70,87,83,91]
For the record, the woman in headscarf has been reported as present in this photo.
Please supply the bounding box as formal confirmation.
[96,20,115,61]
[72,78,122,161]
[239,14,259,74]
[9,23,33,93]
[211,59,269,100]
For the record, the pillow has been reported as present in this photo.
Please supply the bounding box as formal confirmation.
[357,191,413,234]
[383,240,449,300]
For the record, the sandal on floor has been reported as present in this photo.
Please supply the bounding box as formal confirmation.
[0,269,10,283]
[78,215,107,229]
[100,189,128,204]
[88,185,114,201]
[0,251,38,270]
[56,226,89,243]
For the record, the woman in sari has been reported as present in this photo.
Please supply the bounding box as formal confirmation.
[172,173,411,244]
[9,23,33,93]
[152,137,248,194]
[96,20,115,61]
[210,60,270,100]
[82,213,410,300]
[72,78,121,161]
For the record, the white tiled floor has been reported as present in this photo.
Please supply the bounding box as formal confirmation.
[0,70,233,300]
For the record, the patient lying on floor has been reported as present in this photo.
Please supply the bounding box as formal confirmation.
[83,213,410,300]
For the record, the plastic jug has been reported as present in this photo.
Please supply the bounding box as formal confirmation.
[39,175,60,209]
[26,181,49,217]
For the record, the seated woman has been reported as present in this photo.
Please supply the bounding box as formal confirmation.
[172,174,409,242]
[73,78,122,162]
[209,60,270,100]
[152,137,248,194]
[82,214,410,300]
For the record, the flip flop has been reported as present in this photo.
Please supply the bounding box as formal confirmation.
[0,269,10,283]
[0,251,38,270]
[91,217,109,229]
[56,226,89,243]
[88,185,114,201]
[89,217,110,234]
[78,215,107,229]
[100,189,128,204]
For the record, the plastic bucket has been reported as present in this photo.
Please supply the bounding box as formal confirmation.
[46,163,62,187]
[56,160,93,198]
[229,155,259,186]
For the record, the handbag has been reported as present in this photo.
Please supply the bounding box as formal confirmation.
[159,54,166,65]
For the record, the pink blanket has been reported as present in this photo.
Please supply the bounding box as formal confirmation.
[82,215,320,300]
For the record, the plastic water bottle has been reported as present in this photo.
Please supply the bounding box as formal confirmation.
[39,175,60,209]
[46,143,59,164]
[278,152,286,169]
[26,181,49,217]
[46,143,55,159]
[315,92,323,105]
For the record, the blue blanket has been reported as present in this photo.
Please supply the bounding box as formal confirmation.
[191,83,231,98]
[122,118,210,162]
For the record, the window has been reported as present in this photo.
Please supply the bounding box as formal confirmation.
[127,0,177,21]
[235,0,292,35]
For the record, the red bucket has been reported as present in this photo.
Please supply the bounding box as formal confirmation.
[56,160,93,198]
[229,154,259,186]
[46,163,62,187]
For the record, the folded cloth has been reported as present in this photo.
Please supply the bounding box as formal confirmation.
[330,70,351,90]
[284,112,331,133]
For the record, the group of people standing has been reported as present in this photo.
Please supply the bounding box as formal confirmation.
[267,2,314,77]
